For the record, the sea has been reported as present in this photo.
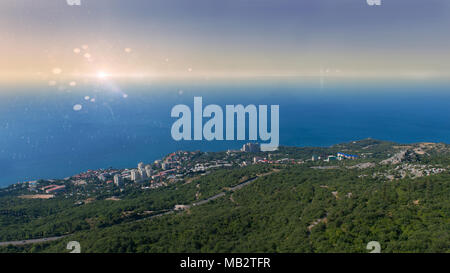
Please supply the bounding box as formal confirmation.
[1,79,450,186]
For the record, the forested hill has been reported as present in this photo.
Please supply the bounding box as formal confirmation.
[1,139,449,253]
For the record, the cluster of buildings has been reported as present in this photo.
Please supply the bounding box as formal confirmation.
[312,152,359,162]
[250,151,359,166]
[252,156,298,165]
[65,146,262,191]
[15,143,366,200]
[190,161,233,172]
[129,162,153,183]
[337,153,359,160]
[241,143,261,153]
[109,151,202,187]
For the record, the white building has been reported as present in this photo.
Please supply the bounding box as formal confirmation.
[145,164,153,177]
[130,169,141,182]
[253,157,263,163]
[140,169,148,180]
[241,143,260,153]
[113,174,123,187]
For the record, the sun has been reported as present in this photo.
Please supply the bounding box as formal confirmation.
[97,71,109,79]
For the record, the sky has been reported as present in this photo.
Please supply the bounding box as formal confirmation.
[1,0,450,84]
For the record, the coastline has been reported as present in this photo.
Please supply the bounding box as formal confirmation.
[3,138,446,189]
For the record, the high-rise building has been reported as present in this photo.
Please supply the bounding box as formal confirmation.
[241,143,260,153]
[130,169,141,182]
[113,174,123,187]
[145,164,152,177]
[140,169,148,180]
[138,162,144,172]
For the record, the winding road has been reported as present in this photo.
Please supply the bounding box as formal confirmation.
[0,173,268,246]
[0,235,68,247]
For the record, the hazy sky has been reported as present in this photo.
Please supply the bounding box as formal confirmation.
[1,0,450,83]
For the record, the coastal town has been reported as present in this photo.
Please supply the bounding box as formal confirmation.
[5,140,447,202]
[6,142,364,200]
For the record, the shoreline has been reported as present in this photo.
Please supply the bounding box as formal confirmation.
[1,138,445,188]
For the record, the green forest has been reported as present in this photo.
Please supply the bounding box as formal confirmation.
[0,139,449,253]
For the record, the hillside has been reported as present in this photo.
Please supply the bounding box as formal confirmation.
[1,139,449,253]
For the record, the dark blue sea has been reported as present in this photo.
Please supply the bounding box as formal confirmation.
[1,79,450,186]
